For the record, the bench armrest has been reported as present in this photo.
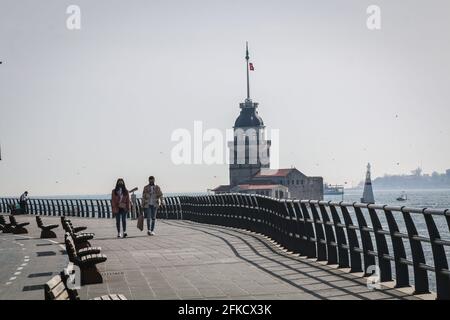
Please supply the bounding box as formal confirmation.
[78,247,102,257]
[78,254,107,266]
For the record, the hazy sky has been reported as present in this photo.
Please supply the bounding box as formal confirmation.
[1,0,450,196]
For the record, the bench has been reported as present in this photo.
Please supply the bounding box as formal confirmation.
[61,216,87,233]
[36,216,59,238]
[9,215,30,234]
[65,232,106,285]
[44,273,126,300]
[0,215,13,233]
[62,219,94,250]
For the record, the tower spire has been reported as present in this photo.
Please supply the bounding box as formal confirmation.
[245,41,250,101]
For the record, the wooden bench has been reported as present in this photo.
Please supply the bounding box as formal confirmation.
[64,232,102,258]
[61,216,87,233]
[0,215,13,233]
[36,216,59,238]
[45,273,126,300]
[9,215,29,234]
[65,232,106,285]
[62,220,94,250]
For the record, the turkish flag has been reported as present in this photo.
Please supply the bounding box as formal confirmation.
[249,63,254,71]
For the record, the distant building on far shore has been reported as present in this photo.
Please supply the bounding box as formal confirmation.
[212,43,323,200]
[358,167,450,189]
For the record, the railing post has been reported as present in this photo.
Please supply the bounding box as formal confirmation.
[299,201,318,258]
[318,202,338,265]
[29,199,35,215]
[56,200,62,216]
[292,201,313,257]
[367,206,392,282]
[63,200,69,216]
[96,200,102,219]
[38,199,43,215]
[88,200,93,218]
[76,200,82,218]
[45,199,51,215]
[51,199,56,216]
[309,201,327,261]
[383,207,409,288]
[328,202,350,268]
[401,208,429,294]
[69,199,76,217]
[353,204,376,275]
[423,209,450,300]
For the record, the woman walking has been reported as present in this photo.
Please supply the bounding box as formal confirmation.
[111,178,130,238]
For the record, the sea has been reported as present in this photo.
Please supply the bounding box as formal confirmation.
[325,188,450,210]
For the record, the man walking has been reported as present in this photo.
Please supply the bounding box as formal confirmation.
[142,176,163,236]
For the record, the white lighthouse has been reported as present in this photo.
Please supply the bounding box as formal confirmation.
[361,163,375,204]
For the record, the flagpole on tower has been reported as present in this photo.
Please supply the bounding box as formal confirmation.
[246,41,250,101]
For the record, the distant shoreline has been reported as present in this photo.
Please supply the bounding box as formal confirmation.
[346,187,450,192]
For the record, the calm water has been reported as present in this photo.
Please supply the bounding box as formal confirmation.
[325,188,450,210]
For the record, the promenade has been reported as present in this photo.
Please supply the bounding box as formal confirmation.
[0,214,428,300]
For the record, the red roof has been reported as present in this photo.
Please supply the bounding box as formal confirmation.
[253,168,295,178]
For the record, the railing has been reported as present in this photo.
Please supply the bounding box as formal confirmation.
[0,197,182,219]
[1,194,449,299]
[178,194,450,300]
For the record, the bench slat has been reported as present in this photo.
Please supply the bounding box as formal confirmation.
[46,275,63,291]
[55,290,70,300]
[51,281,67,299]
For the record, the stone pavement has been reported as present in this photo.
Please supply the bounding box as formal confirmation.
[0,214,425,300]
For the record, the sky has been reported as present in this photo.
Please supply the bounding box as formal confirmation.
[1,0,450,196]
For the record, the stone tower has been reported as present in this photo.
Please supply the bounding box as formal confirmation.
[228,43,271,187]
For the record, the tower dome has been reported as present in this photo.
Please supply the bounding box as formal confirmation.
[234,100,264,128]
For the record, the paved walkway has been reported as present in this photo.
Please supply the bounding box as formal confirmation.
[0,214,427,300]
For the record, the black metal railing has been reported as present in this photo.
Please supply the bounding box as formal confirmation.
[0,197,182,220]
[1,194,449,299]
[178,194,450,300]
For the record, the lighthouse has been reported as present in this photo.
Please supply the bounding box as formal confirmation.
[361,163,375,204]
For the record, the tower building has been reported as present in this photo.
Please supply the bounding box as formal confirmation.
[213,43,323,200]
[229,42,271,186]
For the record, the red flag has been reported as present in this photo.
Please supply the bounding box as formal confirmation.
[249,63,254,71]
